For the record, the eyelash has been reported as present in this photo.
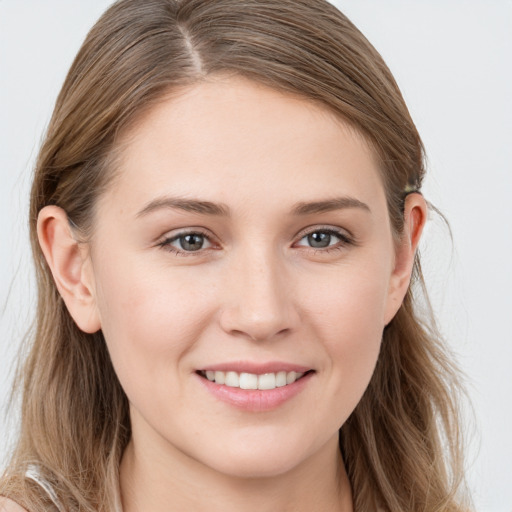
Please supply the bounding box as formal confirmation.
[157,228,214,257]
[157,227,354,257]
[294,227,354,254]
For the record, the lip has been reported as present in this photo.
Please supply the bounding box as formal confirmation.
[199,361,311,374]
[195,362,314,412]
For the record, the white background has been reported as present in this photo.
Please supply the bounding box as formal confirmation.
[1,1,511,510]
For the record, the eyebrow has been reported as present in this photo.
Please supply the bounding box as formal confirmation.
[136,196,230,218]
[291,197,371,215]
[136,195,370,218]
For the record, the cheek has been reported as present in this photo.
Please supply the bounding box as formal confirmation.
[301,258,390,344]
[92,256,213,399]
[299,262,390,417]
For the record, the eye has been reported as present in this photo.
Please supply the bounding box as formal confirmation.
[295,228,351,250]
[159,230,214,254]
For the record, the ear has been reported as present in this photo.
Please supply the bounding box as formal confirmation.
[384,193,428,325]
[37,205,101,333]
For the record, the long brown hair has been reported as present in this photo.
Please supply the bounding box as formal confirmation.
[1,1,470,510]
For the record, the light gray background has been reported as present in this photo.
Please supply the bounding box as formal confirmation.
[1,1,511,510]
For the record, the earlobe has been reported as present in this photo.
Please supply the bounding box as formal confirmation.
[384,193,428,325]
[37,206,101,333]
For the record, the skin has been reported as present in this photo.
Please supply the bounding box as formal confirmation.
[38,76,426,512]
[0,498,29,512]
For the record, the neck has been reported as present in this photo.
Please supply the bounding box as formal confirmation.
[119,430,353,512]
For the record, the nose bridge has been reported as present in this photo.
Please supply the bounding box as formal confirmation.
[220,242,297,341]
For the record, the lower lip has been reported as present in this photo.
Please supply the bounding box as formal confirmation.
[196,372,314,412]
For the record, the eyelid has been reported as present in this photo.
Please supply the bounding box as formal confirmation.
[157,227,219,255]
[293,225,354,246]
[156,224,355,256]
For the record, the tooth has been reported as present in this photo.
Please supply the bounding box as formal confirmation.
[225,371,239,387]
[208,369,306,388]
[258,373,276,390]
[239,373,258,389]
[276,371,287,387]
[286,371,297,385]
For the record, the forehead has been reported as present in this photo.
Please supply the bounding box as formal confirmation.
[102,76,386,217]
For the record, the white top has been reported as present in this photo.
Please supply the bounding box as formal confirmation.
[24,465,64,512]
[0,463,65,512]
[23,465,123,512]
[0,465,65,512]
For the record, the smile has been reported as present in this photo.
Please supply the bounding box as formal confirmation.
[196,365,314,411]
[198,370,307,390]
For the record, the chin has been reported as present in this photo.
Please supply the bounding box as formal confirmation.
[209,454,304,480]
[197,430,325,480]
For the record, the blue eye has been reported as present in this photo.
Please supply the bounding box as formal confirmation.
[306,231,334,248]
[296,229,349,249]
[160,231,213,254]
[176,233,207,251]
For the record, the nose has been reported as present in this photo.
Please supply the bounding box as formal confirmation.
[219,247,299,342]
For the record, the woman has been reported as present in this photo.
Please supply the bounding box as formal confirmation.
[0,0,470,510]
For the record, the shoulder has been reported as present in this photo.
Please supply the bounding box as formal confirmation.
[0,497,29,512]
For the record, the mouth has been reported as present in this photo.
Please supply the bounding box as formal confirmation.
[195,362,315,411]
[196,369,313,390]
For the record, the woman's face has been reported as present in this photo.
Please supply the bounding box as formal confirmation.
[87,76,405,478]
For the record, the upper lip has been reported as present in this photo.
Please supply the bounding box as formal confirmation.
[198,361,312,374]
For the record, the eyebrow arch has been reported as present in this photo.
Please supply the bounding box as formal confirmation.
[136,196,230,218]
[292,197,371,215]
[136,195,370,218]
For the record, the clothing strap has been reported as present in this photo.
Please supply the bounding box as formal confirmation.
[24,465,64,512]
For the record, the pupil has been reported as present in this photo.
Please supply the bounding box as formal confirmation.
[308,232,331,248]
[180,234,204,251]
